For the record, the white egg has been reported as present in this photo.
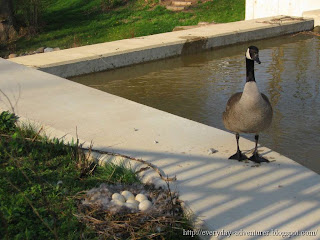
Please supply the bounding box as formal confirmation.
[139,200,152,211]
[112,193,125,203]
[135,193,148,202]
[121,190,135,200]
[126,199,139,207]
[112,193,121,199]
[125,202,138,209]
[111,199,124,206]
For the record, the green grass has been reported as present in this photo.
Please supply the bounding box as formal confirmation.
[0,111,140,239]
[2,0,245,56]
[0,111,199,239]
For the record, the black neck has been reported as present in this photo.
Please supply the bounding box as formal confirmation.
[246,58,255,82]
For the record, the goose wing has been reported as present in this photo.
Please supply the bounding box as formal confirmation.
[224,92,242,113]
[223,92,242,131]
[261,93,273,120]
[261,93,271,105]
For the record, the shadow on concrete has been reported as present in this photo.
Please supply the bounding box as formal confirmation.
[98,146,320,237]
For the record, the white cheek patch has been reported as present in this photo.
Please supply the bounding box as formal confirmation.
[246,48,252,60]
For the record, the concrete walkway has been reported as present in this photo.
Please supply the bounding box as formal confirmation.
[9,16,314,78]
[1,56,320,239]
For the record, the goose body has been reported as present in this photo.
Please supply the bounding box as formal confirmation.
[223,46,273,163]
[223,82,273,133]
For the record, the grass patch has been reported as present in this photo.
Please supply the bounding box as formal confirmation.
[0,110,138,239]
[2,0,245,56]
[0,111,197,239]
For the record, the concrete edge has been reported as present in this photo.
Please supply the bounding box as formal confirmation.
[8,16,314,78]
[303,9,320,26]
[13,115,169,188]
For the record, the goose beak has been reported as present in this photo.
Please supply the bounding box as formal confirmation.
[253,56,261,64]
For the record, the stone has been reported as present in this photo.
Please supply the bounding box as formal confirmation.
[198,21,210,26]
[166,5,185,11]
[8,54,17,59]
[53,47,60,51]
[44,47,54,53]
[172,25,199,31]
[313,26,320,33]
[208,148,218,154]
[35,47,45,53]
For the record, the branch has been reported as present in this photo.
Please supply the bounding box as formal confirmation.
[0,89,15,112]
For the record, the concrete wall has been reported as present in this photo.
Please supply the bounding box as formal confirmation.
[246,0,320,20]
[9,17,314,78]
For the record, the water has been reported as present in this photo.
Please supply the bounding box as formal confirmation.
[70,34,320,174]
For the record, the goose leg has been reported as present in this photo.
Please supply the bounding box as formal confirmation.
[229,133,247,161]
[249,135,269,163]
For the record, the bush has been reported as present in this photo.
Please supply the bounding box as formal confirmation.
[0,111,18,134]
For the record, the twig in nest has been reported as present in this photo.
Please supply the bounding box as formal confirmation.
[165,176,175,216]
[76,190,185,240]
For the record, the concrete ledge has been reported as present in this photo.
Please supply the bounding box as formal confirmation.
[303,9,320,26]
[1,58,320,239]
[8,16,314,78]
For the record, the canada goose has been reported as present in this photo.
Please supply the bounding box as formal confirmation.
[223,46,273,163]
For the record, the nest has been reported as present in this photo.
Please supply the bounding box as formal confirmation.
[74,183,188,239]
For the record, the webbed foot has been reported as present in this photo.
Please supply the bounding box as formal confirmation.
[229,150,247,161]
[249,152,269,163]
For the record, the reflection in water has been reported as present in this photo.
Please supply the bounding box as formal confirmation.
[71,35,320,174]
[266,47,284,151]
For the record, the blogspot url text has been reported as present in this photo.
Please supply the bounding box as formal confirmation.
[182,229,318,238]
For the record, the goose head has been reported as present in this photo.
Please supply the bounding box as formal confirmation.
[246,46,261,64]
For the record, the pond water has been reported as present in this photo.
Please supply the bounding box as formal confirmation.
[70,34,320,174]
